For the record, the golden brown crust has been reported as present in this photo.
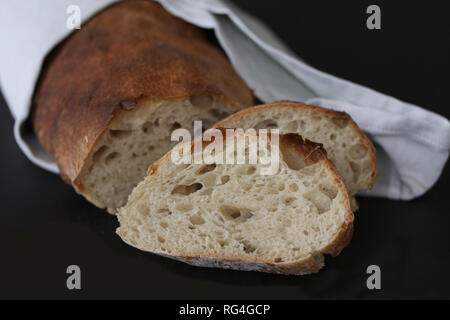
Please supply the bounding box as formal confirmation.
[212,100,377,189]
[31,0,253,189]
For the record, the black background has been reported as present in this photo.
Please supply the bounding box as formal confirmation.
[0,0,449,299]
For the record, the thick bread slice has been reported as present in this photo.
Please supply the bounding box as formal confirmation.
[31,1,253,213]
[117,130,354,275]
[211,101,377,198]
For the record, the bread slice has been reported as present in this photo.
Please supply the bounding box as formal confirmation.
[117,129,354,275]
[211,101,377,199]
[31,1,253,213]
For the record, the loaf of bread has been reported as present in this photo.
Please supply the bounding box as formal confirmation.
[211,101,377,200]
[31,0,253,213]
[117,129,354,275]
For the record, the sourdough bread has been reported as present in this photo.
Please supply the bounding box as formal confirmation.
[117,130,354,275]
[32,0,253,213]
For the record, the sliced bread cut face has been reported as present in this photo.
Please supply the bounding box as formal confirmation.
[31,1,254,214]
[78,95,236,213]
[212,101,377,197]
[117,130,354,275]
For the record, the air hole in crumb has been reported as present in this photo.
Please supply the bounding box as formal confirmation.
[160,222,168,229]
[219,205,253,222]
[158,236,165,243]
[104,152,119,164]
[217,239,229,247]
[198,164,216,174]
[332,116,349,128]
[304,189,331,214]
[350,144,367,160]
[242,240,256,253]
[157,208,172,215]
[247,166,256,174]
[289,183,299,192]
[190,215,205,225]
[280,144,308,170]
[283,197,296,205]
[274,257,283,263]
[92,145,108,163]
[175,202,193,212]
[330,134,336,140]
[319,184,338,199]
[171,183,203,195]
[255,119,278,130]
[110,129,131,139]
[142,121,154,133]
[350,161,360,182]
[220,175,230,184]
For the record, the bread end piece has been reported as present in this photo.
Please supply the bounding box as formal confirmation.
[212,100,377,196]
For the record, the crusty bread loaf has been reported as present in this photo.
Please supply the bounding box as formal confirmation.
[31,0,253,213]
[211,101,377,199]
[117,130,354,275]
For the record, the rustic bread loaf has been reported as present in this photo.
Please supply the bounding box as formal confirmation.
[31,0,253,213]
[211,101,377,199]
[117,130,354,275]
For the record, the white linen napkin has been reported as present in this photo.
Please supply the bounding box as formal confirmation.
[0,0,449,200]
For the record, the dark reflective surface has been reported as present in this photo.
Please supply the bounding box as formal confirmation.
[0,0,448,299]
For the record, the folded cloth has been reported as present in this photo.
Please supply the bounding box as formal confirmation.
[0,0,115,174]
[0,0,449,200]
